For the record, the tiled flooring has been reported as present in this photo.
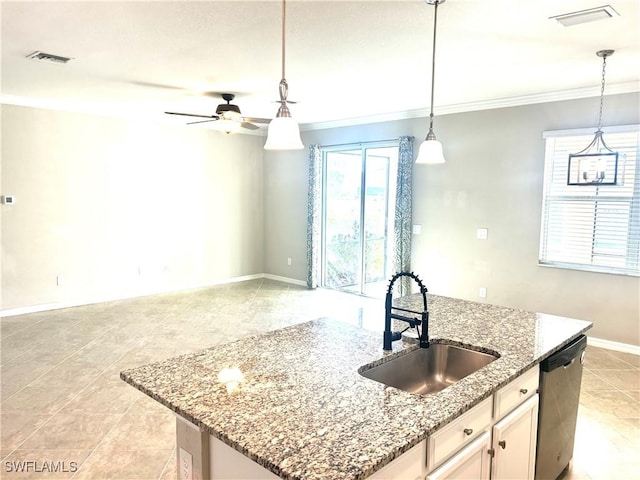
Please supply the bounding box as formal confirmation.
[1,279,638,479]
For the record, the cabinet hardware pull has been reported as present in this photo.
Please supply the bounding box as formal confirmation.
[499,440,506,449]
[519,388,528,394]
[463,428,473,436]
[487,448,495,458]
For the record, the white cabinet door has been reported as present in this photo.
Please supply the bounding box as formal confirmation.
[491,394,539,480]
[426,431,490,480]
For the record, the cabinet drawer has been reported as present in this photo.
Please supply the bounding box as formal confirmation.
[427,396,493,471]
[493,365,539,420]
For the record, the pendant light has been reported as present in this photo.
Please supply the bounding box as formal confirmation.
[416,0,446,165]
[264,0,304,150]
[567,50,621,185]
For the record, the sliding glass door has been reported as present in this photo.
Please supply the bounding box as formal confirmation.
[321,143,398,297]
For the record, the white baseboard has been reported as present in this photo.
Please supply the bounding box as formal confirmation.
[262,273,307,287]
[588,336,640,356]
[0,273,269,318]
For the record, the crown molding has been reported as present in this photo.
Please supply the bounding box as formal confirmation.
[300,81,640,132]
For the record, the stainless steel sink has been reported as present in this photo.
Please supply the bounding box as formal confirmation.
[359,344,499,395]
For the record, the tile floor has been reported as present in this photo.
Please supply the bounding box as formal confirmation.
[1,279,638,479]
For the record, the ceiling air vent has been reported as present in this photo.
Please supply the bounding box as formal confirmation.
[550,5,619,27]
[26,51,73,64]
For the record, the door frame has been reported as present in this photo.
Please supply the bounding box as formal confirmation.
[319,140,399,296]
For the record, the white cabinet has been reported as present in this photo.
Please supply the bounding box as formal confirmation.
[424,366,540,480]
[426,431,491,480]
[491,394,539,480]
[209,436,279,479]
[369,440,426,480]
[427,396,493,472]
[493,366,538,420]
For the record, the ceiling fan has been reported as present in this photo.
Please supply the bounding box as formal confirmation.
[165,93,270,132]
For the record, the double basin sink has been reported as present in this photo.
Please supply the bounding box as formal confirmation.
[359,343,499,395]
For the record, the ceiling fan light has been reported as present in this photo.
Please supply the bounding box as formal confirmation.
[215,118,242,134]
[221,110,242,122]
[264,116,303,150]
[416,138,445,164]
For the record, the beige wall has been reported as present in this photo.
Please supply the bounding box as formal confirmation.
[3,94,639,346]
[265,93,640,346]
[263,149,310,279]
[1,104,265,310]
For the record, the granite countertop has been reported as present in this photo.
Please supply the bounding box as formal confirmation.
[120,294,592,480]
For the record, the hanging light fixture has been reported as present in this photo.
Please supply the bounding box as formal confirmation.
[416,0,446,165]
[264,0,304,150]
[567,50,622,185]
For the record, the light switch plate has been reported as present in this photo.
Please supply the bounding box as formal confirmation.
[476,228,488,240]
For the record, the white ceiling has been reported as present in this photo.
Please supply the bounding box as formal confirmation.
[1,0,639,131]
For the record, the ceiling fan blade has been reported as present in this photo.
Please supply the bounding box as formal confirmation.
[187,119,220,125]
[240,122,260,130]
[243,117,271,124]
[165,111,218,119]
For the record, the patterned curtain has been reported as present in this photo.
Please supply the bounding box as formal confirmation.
[394,136,414,295]
[306,144,322,288]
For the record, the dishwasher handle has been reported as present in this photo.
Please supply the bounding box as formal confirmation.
[541,335,587,373]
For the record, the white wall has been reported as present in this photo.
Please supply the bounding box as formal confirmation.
[1,104,265,310]
[264,93,640,346]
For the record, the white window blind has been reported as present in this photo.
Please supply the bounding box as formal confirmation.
[539,126,640,276]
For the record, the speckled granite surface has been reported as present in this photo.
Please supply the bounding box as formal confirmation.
[120,293,591,480]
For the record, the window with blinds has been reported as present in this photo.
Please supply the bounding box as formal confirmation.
[540,125,640,276]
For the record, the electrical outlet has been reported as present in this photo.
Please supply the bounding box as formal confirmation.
[476,228,488,240]
[287,257,292,266]
[178,448,193,480]
[412,224,422,235]
[479,287,487,298]
[56,275,65,287]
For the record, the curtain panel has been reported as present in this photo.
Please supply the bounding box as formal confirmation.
[306,144,322,288]
[395,136,414,295]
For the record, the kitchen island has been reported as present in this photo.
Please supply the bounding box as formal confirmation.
[120,293,591,480]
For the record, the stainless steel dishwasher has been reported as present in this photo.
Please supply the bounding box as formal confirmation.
[535,334,587,480]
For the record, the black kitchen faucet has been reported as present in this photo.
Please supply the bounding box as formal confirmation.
[383,272,429,351]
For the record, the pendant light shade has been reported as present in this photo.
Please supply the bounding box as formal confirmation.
[416,0,446,165]
[265,116,303,150]
[265,0,304,150]
[416,135,445,164]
